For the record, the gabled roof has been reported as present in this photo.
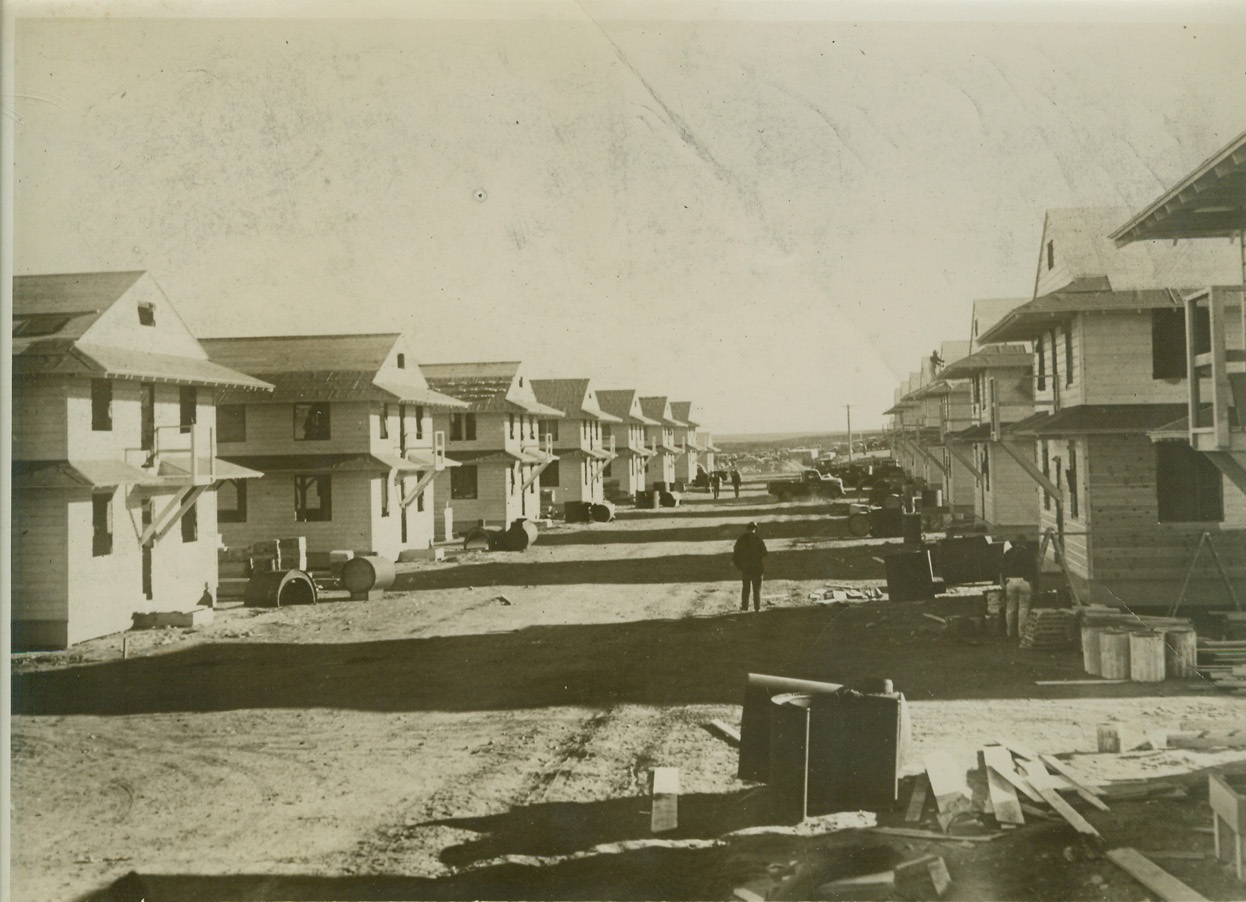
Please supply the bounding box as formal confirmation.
[14,271,271,391]
[1112,128,1246,244]
[421,361,561,416]
[970,298,1030,351]
[530,379,622,423]
[640,396,685,427]
[1037,207,1243,295]
[202,334,465,408]
[978,289,1181,344]
[669,402,700,428]
[597,389,659,425]
[940,345,1033,379]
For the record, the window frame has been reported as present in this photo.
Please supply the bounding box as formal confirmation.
[181,499,198,543]
[1156,441,1224,523]
[92,492,113,556]
[179,386,198,435]
[450,464,478,500]
[218,479,248,523]
[1151,308,1188,381]
[294,402,332,441]
[91,379,113,432]
[294,474,333,522]
[217,404,246,443]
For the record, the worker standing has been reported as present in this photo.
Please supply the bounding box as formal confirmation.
[733,521,768,612]
[730,468,742,499]
[710,470,722,499]
[1000,535,1036,639]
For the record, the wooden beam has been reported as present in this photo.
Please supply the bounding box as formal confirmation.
[650,767,679,833]
[706,720,741,747]
[982,745,1042,804]
[943,441,982,484]
[1040,754,1108,799]
[905,775,930,823]
[401,469,437,509]
[924,751,972,831]
[147,484,210,545]
[870,826,1004,843]
[1020,759,1099,837]
[1106,848,1208,902]
[980,749,1024,825]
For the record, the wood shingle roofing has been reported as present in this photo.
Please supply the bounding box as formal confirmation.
[530,379,622,423]
[596,390,659,425]
[639,396,685,427]
[202,334,466,407]
[978,289,1182,343]
[421,362,563,416]
[669,402,700,428]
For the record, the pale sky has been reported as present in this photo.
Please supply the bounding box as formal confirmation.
[10,1,1246,433]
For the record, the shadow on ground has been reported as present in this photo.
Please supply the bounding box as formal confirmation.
[12,601,1184,717]
[538,518,856,547]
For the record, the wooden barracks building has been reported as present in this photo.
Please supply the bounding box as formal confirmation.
[12,272,271,650]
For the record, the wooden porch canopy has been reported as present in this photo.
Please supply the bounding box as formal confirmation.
[1110,129,1246,244]
[1007,404,1188,438]
[978,289,1183,343]
[939,346,1032,380]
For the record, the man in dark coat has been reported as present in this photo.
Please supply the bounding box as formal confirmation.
[733,521,768,612]
[730,468,742,498]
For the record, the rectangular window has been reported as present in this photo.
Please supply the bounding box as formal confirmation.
[415,474,425,512]
[1066,442,1079,519]
[451,464,478,499]
[295,402,331,441]
[972,374,980,406]
[294,475,332,522]
[1046,240,1054,271]
[450,414,463,441]
[92,492,113,556]
[1037,339,1046,392]
[180,386,197,434]
[1156,442,1224,522]
[415,405,424,440]
[91,379,113,431]
[981,444,990,492]
[137,302,156,326]
[541,460,561,487]
[450,413,476,441]
[181,500,198,543]
[218,479,247,523]
[541,420,559,442]
[380,476,390,518]
[1041,442,1051,511]
[218,405,246,442]
[582,459,589,484]
[1064,327,1074,387]
[509,414,516,439]
[1152,308,1187,380]
[379,404,390,440]
[529,416,536,440]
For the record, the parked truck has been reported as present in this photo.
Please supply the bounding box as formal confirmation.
[766,468,846,501]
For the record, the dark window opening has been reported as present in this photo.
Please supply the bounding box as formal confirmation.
[509,414,515,439]
[415,405,424,440]
[1156,442,1224,523]
[181,500,198,543]
[541,460,561,487]
[218,405,246,442]
[1191,303,1212,358]
[380,476,390,518]
[179,386,197,434]
[92,493,113,556]
[1152,308,1188,380]
[397,353,406,369]
[451,464,478,499]
[981,444,990,492]
[1064,327,1074,387]
[1046,240,1054,271]
[541,420,559,442]
[218,479,247,523]
[1066,442,1079,519]
[415,473,426,512]
[379,404,390,440]
[295,475,332,522]
[1042,442,1051,511]
[91,379,113,431]
[1037,339,1046,392]
[138,302,156,326]
[295,402,331,441]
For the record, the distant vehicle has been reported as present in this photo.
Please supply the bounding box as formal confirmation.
[767,468,845,501]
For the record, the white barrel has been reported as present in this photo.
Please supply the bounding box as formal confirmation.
[1081,626,1103,676]
[1164,627,1198,679]
[1129,631,1166,683]
[1099,629,1131,680]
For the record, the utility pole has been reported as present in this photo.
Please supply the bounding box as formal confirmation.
[845,404,853,463]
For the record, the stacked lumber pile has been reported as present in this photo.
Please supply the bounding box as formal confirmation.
[1076,605,1192,632]
[880,740,1107,840]
[1195,639,1246,692]
[1206,611,1246,641]
[1019,609,1077,649]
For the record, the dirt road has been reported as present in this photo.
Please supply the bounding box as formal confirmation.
[11,487,1246,901]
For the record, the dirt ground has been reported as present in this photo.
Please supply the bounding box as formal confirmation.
[11,484,1246,902]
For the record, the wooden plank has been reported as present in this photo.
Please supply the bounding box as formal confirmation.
[1106,848,1208,902]
[1034,679,1128,685]
[706,720,741,747]
[905,775,930,823]
[650,767,679,833]
[982,745,1042,803]
[869,826,1004,843]
[924,751,973,830]
[1041,754,1109,800]
[979,749,1024,825]
[1021,759,1099,837]
[995,737,1040,761]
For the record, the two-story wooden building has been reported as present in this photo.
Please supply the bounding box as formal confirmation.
[978,207,1246,608]
[669,402,702,487]
[12,271,271,649]
[531,379,621,514]
[422,362,563,537]
[597,389,658,499]
[1109,129,1246,608]
[201,334,466,561]
[941,299,1039,536]
[639,396,684,490]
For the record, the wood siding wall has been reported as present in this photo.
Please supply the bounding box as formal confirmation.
[219,400,370,455]
[433,460,538,536]
[1078,314,1188,406]
[218,471,376,555]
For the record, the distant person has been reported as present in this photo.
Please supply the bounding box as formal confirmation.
[733,521,768,612]
[730,468,742,499]
[710,470,722,499]
[1000,535,1037,639]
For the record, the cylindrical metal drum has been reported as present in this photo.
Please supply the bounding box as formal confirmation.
[1165,627,1198,679]
[243,569,317,608]
[1129,631,1166,683]
[340,555,396,595]
[1099,629,1132,680]
[768,693,812,824]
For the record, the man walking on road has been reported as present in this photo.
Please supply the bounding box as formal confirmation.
[710,470,722,499]
[733,521,768,612]
[730,468,742,499]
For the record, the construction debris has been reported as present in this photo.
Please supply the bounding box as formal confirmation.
[650,767,679,833]
[1107,848,1209,901]
[706,720,742,747]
